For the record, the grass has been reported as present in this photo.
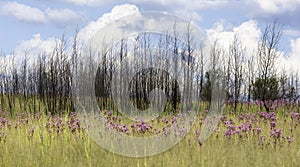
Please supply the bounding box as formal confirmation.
[0,104,300,167]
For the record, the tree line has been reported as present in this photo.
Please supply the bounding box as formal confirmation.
[0,21,299,116]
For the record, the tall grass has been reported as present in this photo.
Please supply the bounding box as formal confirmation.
[0,105,300,166]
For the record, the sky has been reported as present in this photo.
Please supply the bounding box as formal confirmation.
[0,0,300,71]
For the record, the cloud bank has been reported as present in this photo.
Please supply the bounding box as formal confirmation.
[0,1,87,28]
[1,1,46,24]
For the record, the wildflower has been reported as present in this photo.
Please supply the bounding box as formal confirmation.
[258,136,266,145]
[270,128,282,139]
[270,121,276,129]
[255,127,262,135]
[130,124,135,128]
[287,136,294,143]
[234,130,241,134]
[171,116,176,124]
[28,126,35,137]
[195,129,199,136]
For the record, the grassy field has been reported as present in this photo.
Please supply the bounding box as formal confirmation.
[0,103,300,167]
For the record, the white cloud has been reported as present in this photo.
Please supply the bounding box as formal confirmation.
[233,20,261,54]
[284,38,300,72]
[205,19,300,73]
[77,4,139,44]
[2,4,140,67]
[251,0,300,14]
[46,8,87,28]
[206,19,260,57]
[291,38,300,58]
[0,34,59,72]
[0,1,86,28]
[12,34,58,66]
[207,24,233,47]
[0,1,46,24]
[15,34,56,55]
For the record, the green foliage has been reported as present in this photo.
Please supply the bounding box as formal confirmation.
[253,77,280,101]
[201,71,211,102]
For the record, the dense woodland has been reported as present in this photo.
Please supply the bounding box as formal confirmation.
[0,21,299,116]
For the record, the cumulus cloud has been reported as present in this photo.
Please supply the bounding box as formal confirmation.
[285,38,300,72]
[77,4,139,44]
[206,18,300,74]
[3,2,298,71]
[2,3,140,67]
[206,19,261,57]
[11,34,58,66]
[0,1,46,24]
[15,34,57,56]
[0,33,59,72]
[233,20,261,54]
[290,38,300,58]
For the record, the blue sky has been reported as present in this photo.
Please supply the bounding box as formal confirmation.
[0,0,300,70]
